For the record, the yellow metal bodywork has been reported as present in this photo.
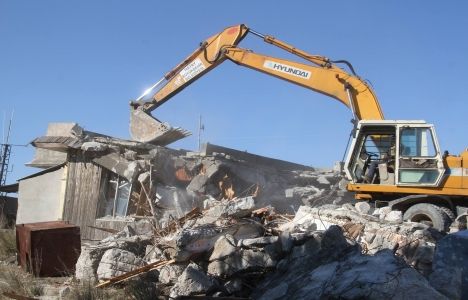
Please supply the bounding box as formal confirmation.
[133,23,467,200]
[141,24,384,121]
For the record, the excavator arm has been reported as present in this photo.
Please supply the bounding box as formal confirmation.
[130,24,384,142]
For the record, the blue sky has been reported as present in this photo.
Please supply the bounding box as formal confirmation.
[1,1,467,184]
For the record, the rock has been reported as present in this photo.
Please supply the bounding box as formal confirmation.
[81,141,108,152]
[377,206,392,220]
[229,222,264,240]
[383,210,403,223]
[279,231,293,253]
[354,202,371,215]
[169,263,217,298]
[137,171,150,183]
[174,224,225,261]
[238,236,278,248]
[283,205,354,232]
[255,250,446,300]
[224,278,243,294]
[222,196,256,217]
[289,232,315,245]
[144,245,164,263]
[208,248,277,277]
[123,149,138,160]
[75,246,107,281]
[158,263,187,285]
[187,174,210,195]
[257,282,289,300]
[96,248,145,280]
[290,237,322,260]
[59,286,71,300]
[205,196,256,219]
[341,203,356,211]
[209,234,237,261]
[203,196,219,209]
[429,230,468,299]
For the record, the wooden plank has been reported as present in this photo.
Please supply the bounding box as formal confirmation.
[95,259,175,288]
[87,225,119,234]
[62,154,104,240]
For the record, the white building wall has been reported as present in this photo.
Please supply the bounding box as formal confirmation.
[16,167,67,224]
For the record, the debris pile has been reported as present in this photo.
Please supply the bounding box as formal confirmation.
[16,123,468,298]
[75,199,465,299]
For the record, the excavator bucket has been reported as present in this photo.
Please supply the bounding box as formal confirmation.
[130,109,191,145]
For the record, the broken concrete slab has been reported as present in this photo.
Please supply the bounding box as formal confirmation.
[81,141,108,152]
[96,248,146,280]
[169,262,217,298]
[173,224,226,261]
[354,201,371,215]
[75,231,152,281]
[208,248,277,277]
[93,152,141,182]
[382,210,403,223]
[158,263,187,285]
[204,196,256,219]
[209,235,237,261]
[238,236,279,249]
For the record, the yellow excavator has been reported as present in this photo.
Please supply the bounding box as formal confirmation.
[129,24,468,231]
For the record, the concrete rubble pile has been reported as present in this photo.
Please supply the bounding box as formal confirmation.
[76,192,467,299]
[58,127,468,299]
[28,123,466,299]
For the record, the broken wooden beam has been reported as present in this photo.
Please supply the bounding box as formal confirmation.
[88,225,120,234]
[95,259,175,288]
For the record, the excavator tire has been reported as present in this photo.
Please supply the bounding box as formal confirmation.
[403,203,451,232]
[437,206,456,221]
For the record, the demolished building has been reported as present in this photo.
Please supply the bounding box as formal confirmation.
[16,123,347,241]
[8,122,467,299]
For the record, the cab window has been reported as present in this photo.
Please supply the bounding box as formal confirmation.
[400,127,436,157]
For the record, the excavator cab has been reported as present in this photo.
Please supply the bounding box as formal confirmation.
[345,120,446,187]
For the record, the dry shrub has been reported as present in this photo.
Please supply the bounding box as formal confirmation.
[124,280,160,300]
[70,280,125,300]
[0,229,16,261]
[0,264,44,297]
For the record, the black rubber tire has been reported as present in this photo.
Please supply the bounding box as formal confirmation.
[437,206,456,221]
[403,203,450,231]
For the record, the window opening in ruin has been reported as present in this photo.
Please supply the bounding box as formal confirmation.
[97,172,132,218]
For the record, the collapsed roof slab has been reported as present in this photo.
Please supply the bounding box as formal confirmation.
[200,143,314,172]
[93,152,141,182]
[27,123,83,168]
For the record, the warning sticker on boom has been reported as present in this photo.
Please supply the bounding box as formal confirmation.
[179,58,206,82]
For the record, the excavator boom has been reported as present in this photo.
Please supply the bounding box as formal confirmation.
[130,24,383,142]
[129,24,468,232]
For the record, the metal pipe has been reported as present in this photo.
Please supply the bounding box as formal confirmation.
[248,28,266,39]
[136,76,166,101]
